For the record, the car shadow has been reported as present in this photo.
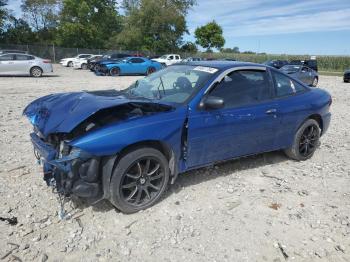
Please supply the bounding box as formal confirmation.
[71,150,289,214]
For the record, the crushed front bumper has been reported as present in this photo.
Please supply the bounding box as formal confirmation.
[30,133,102,199]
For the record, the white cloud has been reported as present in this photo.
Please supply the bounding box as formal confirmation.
[188,0,350,36]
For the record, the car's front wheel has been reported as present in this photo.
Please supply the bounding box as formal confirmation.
[109,148,169,213]
[110,67,120,76]
[284,119,320,161]
[67,61,73,67]
[81,63,87,70]
[30,66,43,77]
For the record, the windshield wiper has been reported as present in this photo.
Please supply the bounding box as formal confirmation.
[156,76,166,99]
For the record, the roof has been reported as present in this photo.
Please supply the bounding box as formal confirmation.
[181,60,265,70]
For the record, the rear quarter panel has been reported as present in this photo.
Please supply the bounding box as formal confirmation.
[276,88,331,148]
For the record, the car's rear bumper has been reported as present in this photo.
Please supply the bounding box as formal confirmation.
[344,74,350,82]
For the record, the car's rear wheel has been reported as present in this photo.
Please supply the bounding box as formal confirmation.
[284,119,320,161]
[110,67,120,76]
[312,77,318,87]
[30,66,43,77]
[109,148,169,213]
[81,63,87,70]
[67,61,73,67]
[146,67,156,75]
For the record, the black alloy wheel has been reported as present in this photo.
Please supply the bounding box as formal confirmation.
[299,124,319,157]
[120,157,165,206]
[284,119,320,161]
[109,148,169,213]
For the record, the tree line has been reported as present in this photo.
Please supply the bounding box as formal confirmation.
[0,0,231,54]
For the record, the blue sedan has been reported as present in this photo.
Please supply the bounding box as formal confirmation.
[96,57,163,76]
[24,61,332,214]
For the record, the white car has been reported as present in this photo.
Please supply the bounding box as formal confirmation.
[60,54,93,67]
[152,54,181,66]
[0,53,53,77]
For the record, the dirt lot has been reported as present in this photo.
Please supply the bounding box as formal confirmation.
[0,65,349,262]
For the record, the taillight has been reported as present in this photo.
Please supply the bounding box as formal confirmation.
[43,60,51,63]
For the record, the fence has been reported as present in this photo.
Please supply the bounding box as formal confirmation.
[0,43,153,63]
[1,43,349,72]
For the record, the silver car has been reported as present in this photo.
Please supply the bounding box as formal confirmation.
[280,65,318,87]
[0,53,53,77]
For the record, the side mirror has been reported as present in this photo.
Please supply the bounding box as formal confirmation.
[199,95,224,110]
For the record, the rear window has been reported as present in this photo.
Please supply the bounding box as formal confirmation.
[272,71,306,97]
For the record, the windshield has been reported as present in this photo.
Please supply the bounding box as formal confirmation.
[281,65,301,73]
[125,65,217,104]
[159,55,167,59]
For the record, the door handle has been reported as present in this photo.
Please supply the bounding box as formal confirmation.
[265,108,277,114]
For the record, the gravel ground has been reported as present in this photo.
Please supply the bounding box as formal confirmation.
[0,65,349,262]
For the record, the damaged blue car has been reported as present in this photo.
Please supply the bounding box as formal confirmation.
[24,61,332,213]
[96,57,162,76]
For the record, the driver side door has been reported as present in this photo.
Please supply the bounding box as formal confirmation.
[127,58,147,74]
[186,68,281,168]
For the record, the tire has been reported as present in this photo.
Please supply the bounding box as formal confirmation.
[284,119,320,161]
[81,63,87,70]
[146,67,156,75]
[109,147,169,213]
[67,61,73,67]
[109,67,120,76]
[312,77,318,87]
[30,66,43,77]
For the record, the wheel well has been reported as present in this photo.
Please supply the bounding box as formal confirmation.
[308,114,323,132]
[30,66,42,74]
[118,140,172,161]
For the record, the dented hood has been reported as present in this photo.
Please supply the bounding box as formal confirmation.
[23,90,165,137]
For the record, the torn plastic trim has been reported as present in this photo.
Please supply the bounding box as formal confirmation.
[48,148,93,172]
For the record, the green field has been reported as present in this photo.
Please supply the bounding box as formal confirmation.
[196,53,350,73]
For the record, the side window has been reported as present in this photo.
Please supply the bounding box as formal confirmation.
[175,56,180,60]
[272,71,296,97]
[15,54,32,60]
[0,54,14,61]
[293,80,307,93]
[209,70,271,109]
[169,55,174,60]
[130,58,144,63]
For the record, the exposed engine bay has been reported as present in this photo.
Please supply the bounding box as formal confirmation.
[27,95,173,218]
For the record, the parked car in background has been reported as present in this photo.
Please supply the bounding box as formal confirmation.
[289,59,318,72]
[60,54,93,67]
[0,49,28,54]
[263,60,288,69]
[280,65,318,86]
[24,61,332,213]
[344,69,350,83]
[73,55,102,70]
[0,53,52,77]
[182,57,202,62]
[87,55,104,70]
[152,54,181,66]
[96,57,162,76]
[92,53,132,72]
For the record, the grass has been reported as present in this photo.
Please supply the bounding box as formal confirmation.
[318,71,344,77]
